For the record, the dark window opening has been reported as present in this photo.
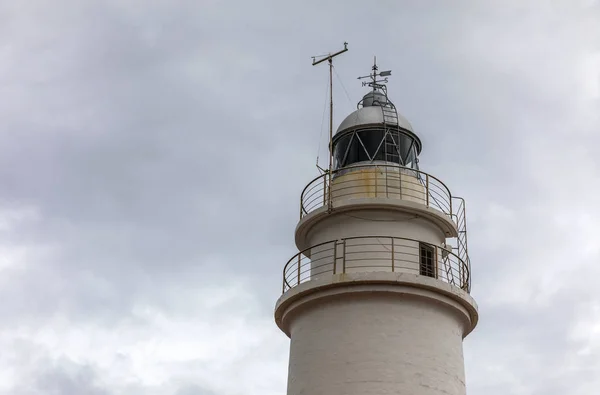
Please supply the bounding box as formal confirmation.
[358,130,385,162]
[332,128,419,170]
[419,243,436,278]
[333,134,352,169]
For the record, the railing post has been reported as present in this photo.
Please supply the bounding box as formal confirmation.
[323,176,327,207]
[375,166,378,197]
[467,262,471,292]
[399,171,403,199]
[297,254,301,286]
[327,171,332,210]
[333,241,338,274]
[391,237,395,272]
[385,166,389,198]
[462,200,469,260]
[434,245,439,279]
[426,173,430,207]
[342,239,346,273]
[450,196,453,217]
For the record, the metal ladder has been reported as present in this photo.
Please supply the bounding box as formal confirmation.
[381,103,398,125]
[380,101,400,163]
[441,255,456,286]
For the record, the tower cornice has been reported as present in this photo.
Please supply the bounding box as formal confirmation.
[275,271,479,338]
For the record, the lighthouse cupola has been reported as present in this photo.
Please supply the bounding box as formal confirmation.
[333,61,422,171]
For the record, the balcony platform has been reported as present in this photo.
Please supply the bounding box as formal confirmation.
[275,271,479,338]
[295,196,458,252]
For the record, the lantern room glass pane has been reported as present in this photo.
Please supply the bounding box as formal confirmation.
[384,131,400,164]
[357,130,385,162]
[333,127,419,170]
[333,134,352,169]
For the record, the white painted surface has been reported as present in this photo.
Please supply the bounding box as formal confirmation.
[279,159,476,394]
[284,286,469,395]
[306,208,445,247]
[331,166,428,206]
[307,237,445,280]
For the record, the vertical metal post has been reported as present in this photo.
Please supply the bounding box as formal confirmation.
[434,245,439,279]
[391,237,395,272]
[329,59,333,173]
[463,200,469,261]
[332,240,338,274]
[311,43,347,211]
[460,258,464,288]
[323,176,327,207]
[426,174,430,207]
[385,166,389,198]
[399,171,403,199]
[297,254,301,285]
[327,172,332,210]
[375,166,378,197]
[327,59,334,210]
[342,239,347,273]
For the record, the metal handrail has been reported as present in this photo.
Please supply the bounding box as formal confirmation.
[282,235,471,294]
[300,163,471,288]
[450,196,470,282]
[300,164,453,219]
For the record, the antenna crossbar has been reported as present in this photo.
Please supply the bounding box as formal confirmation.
[311,42,348,66]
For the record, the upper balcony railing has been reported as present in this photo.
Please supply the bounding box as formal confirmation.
[282,235,471,294]
[301,164,451,218]
[299,163,470,270]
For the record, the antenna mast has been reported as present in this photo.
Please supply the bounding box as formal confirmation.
[311,42,348,208]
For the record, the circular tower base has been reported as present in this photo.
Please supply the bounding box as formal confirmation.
[275,273,478,395]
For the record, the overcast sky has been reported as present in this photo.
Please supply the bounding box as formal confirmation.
[1,1,599,394]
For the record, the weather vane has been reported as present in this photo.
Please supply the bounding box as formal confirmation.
[357,56,391,92]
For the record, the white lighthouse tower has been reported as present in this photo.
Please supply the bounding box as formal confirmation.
[275,53,478,395]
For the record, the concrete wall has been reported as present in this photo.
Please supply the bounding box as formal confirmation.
[307,237,446,279]
[307,209,445,246]
[281,167,475,395]
[331,166,427,205]
[286,289,468,395]
[305,209,445,279]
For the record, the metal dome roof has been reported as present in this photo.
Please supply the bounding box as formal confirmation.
[335,105,414,135]
[361,91,388,107]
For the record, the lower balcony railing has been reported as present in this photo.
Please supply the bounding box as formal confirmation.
[282,236,471,294]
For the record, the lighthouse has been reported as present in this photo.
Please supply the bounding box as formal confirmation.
[275,54,478,395]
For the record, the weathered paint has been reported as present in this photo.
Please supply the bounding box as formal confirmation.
[331,166,427,205]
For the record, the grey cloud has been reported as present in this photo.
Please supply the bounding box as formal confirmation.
[175,385,217,395]
[32,362,109,395]
[0,1,599,394]
[1,341,108,395]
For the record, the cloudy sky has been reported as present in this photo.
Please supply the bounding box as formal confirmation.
[1,0,599,394]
